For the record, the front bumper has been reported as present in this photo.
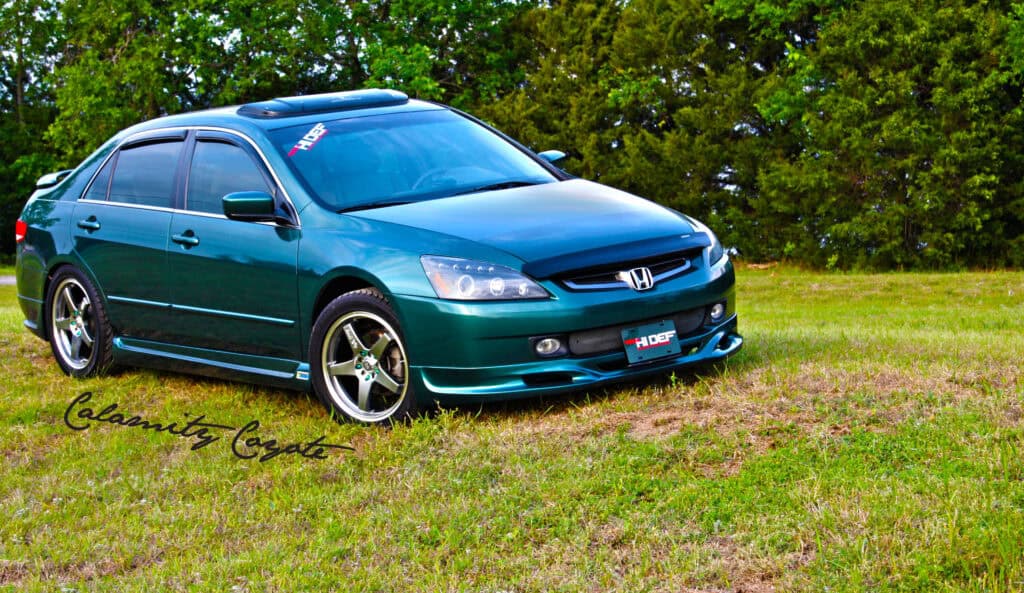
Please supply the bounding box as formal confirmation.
[394,260,742,404]
[409,316,741,404]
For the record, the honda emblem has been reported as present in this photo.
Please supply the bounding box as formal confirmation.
[619,266,654,291]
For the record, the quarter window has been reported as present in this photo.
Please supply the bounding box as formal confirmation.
[187,140,272,214]
[83,156,114,201]
[108,141,183,208]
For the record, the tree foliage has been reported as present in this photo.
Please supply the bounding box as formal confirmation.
[1,0,61,255]
[1,0,1022,267]
[749,0,1024,268]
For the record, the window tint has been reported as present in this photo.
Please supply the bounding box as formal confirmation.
[84,156,114,201]
[187,140,272,214]
[108,141,183,207]
[269,110,556,211]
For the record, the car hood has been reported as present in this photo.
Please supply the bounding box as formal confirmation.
[348,179,703,278]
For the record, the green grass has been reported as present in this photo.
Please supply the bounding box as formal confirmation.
[1,267,1022,592]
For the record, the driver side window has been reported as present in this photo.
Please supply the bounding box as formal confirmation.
[186,140,272,214]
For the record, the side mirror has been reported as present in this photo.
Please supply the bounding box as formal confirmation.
[222,191,276,222]
[537,150,567,165]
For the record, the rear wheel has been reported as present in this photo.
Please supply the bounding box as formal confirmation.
[310,289,416,424]
[46,267,114,377]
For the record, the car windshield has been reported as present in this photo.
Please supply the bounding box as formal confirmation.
[268,109,558,211]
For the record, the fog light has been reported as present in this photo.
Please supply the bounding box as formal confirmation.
[535,338,563,357]
[710,302,726,322]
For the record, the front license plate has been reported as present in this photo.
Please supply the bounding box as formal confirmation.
[621,320,681,364]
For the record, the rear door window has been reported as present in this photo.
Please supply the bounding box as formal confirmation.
[107,140,183,208]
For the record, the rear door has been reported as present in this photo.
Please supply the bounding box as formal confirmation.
[164,130,301,360]
[72,132,185,341]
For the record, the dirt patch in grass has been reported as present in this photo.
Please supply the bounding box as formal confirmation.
[670,535,812,593]
[575,517,795,593]
[0,551,163,587]
[699,536,777,593]
[500,361,1021,474]
[0,560,30,586]
[624,408,696,439]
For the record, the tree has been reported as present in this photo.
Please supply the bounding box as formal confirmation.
[751,0,1024,267]
[0,0,62,255]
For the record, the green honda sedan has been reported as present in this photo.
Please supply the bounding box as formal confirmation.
[15,89,742,424]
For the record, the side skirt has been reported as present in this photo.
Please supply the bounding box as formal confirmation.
[112,337,311,391]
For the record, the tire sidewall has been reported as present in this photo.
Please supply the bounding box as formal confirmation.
[45,266,112,377]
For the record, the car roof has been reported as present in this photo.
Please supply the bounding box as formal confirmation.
[113,89,446,141]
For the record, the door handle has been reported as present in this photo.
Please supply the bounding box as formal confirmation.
[77,217,101,231]
[172,231,200,248]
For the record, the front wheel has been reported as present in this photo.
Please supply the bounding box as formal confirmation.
[309,289,417,424]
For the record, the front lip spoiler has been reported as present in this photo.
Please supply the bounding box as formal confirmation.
[413,316,742,402]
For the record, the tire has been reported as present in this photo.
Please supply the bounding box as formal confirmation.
[309,288,417,424]
[46,266,115,377]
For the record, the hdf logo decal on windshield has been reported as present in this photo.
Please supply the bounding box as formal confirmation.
[288,123,328,156]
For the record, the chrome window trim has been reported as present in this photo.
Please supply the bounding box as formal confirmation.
[77,125,302,229]
[77,198,287,228]
[168,209,225,220]
[77,198,176,214]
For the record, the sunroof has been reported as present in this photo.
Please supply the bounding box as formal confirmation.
[237,89,409,119]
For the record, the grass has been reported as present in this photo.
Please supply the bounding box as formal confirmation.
[1,266,1022,592]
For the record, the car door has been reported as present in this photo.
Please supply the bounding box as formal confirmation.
[165,130,301,360]
[72,131,185,341]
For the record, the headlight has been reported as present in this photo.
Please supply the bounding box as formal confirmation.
[708,232,724,265]
[685,216,726,266]
[420,256,549,300]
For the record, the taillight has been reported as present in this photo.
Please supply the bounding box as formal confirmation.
[15,219,27,243]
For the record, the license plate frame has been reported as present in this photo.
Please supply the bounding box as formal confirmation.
[621,320,681,364]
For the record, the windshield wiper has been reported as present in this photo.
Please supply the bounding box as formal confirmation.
[337,199,414,213]
[450,180,543,197]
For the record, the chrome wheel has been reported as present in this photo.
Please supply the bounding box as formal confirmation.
[50,277,96,371]
[320,310,409,423]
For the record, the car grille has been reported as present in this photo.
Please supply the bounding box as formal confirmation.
[559,251,700,291]
[568,307,707,356]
